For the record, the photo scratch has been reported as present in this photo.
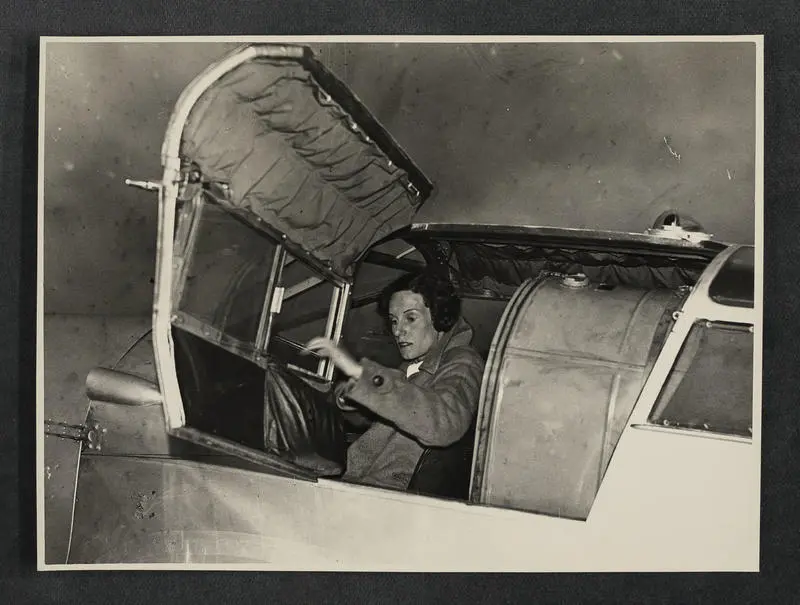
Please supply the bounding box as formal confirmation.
[663,136,681,162]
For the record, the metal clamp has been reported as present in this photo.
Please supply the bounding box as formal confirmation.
[45,420,106,452]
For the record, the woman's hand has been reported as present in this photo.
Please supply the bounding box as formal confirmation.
[303,337,364,380]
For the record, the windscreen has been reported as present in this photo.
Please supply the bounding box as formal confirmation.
[648,321,753,437]
[176,196,277,349]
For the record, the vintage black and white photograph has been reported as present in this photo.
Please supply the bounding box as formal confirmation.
[38,36,763,570]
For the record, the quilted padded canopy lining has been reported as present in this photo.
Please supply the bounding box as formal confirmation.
[181,55,427,277]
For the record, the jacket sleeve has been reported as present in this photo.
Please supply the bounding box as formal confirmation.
[342,349,485,447]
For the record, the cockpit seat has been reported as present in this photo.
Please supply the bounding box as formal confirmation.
[407,423,476,500]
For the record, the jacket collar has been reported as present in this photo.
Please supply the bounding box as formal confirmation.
[401,317,474,376]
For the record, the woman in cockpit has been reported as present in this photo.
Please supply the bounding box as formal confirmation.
[304,268,485,492]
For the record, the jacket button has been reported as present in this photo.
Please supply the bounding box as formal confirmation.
[372,375,384,387]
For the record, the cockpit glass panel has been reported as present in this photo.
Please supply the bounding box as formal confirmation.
[648,321,753,437]
[177,196,277,345]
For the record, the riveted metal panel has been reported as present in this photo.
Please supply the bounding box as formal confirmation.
[473,277,680,519]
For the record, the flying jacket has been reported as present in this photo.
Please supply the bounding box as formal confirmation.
[338,317,485,490]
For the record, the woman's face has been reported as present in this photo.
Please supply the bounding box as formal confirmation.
[388,290,441,362]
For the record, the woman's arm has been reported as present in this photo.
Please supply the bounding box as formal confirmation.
[303,337,484,447]
[343,350,484,447]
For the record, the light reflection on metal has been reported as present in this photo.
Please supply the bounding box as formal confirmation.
[323,281,351,381]
[270,287,285,315]
[411,222,724,254]
[124,178,162,192]
[646,210,713,243]
[561,273,589,289]
[471,276,676,519]
[169,427,318,481]
[469,277,543,502]
[630,423,752,444]
[85,368,162,407]
[256,246,287,355]
[171,192,204,303]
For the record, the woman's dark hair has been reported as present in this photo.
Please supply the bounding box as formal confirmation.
[378,268,461,333]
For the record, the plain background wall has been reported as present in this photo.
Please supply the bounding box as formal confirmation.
[41,39,757,563]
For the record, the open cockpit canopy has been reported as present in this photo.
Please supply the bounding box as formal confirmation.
[175,44,433,280]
